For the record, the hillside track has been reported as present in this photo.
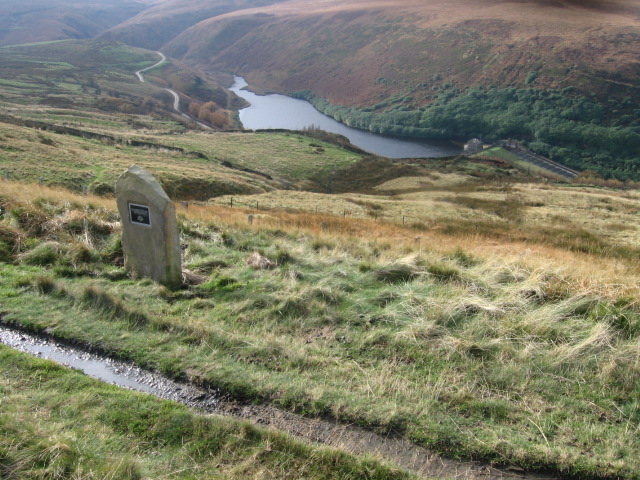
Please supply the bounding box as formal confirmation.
[136,51,212,130]
[135,50,167,82]
[1,324,561,480]
[509,148,579,179]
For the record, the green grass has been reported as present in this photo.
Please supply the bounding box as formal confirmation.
[0,346,418,480]
[0,122,280,197]
[162,131,362,181]
[0,79,34,88]
[1,190,639,479]
[0,40,160,97]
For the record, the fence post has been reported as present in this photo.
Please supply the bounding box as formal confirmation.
[230,197,233,208]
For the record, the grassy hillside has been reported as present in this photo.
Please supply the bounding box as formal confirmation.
[158,0,640,180]
[1,178,640,478]
[210,169,640,259]
[100,0,286,50]
[0,0,145,46]
[0,122,280,197]
[5,1,638,178]
[1,27,639,479]
[2,1,638,177]
[0,346,417,479]
[0,120,369,196]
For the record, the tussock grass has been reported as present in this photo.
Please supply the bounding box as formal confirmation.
[0,222,22,262]
[3,180,640,478]
[33,276,65,296]
[20,241,66,266]
[374,263,421,283]
[81,285,148,328]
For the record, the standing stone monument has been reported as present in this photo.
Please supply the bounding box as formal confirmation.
[115,165,182,289]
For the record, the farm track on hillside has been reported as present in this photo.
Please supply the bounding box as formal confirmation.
[136,51,212,130]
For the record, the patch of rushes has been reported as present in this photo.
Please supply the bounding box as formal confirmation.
[0,346,417,480]
[2,183,640,478]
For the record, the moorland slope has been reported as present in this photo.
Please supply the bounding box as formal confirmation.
[3,0,638,178]
[164,0,640,107]
[100,0,285,50]
[2,173,640,479]
[0,0,145,46]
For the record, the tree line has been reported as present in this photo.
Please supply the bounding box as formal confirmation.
[293,87,640,180]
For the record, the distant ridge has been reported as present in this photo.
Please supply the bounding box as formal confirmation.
[99,0,285,50]
[0,0,145,46]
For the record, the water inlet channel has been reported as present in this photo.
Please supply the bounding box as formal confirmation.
[0,324,559,480]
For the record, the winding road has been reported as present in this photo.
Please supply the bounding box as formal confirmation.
[136,51,212,130]
[135,51,167,82]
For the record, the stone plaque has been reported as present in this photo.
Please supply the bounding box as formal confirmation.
[129,203,151,226]
[115,165,182,289]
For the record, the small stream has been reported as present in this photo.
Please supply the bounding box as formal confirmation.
[0,324,559,480]
[0,326,219,411]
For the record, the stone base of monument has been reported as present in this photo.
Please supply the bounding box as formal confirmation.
[115,165,182,290]
[182,269,208,286]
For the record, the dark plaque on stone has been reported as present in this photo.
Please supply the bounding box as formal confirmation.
[129,203,151,226]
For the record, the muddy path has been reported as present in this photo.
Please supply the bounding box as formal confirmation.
[0,324,559,480]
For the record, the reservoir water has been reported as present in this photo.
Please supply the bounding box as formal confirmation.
[230,76,461,159]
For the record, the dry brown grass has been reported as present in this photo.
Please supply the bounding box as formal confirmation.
[190,199,640,301]
[0,181,116,211]
[4,178,640,477]
[4,179,639,300]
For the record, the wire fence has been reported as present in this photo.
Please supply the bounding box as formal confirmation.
[178,195,431,230]
[1,172,431,229]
